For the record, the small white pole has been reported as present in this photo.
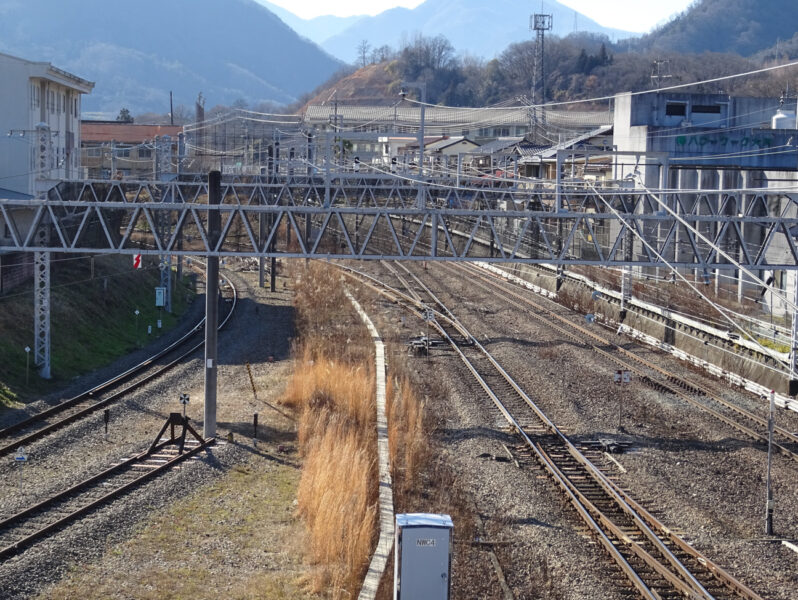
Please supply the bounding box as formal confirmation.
[766,390,775,535]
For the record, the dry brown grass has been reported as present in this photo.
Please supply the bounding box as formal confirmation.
[283,262,380,598]
[285,351,378,598]
[386,374,427,499]
[284,262,431,598]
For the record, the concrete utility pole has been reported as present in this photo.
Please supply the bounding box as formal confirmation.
[765,390,775,535]
[400,81,427,209]
[204,170,221,439]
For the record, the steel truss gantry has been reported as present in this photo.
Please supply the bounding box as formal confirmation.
[1,175,798,270]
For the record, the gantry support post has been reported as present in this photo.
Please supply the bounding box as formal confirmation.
[204,170,221,439]
[33,245,51,379]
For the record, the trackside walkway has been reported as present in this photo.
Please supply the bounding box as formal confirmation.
[346,290,394,600]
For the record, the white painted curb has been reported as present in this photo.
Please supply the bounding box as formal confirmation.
[347,290,394,600]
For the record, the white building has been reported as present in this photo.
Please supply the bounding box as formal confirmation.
[0,52,93,294]
[0,51,94,200]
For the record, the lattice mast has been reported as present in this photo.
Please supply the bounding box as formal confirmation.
[531,13,553,104]
[530,12,553,143]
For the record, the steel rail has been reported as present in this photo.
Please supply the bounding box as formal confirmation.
[454,262,798,463]
[0,266,237,458]
[394,264,718,600]
[343,263,762,599]
[0,425,214,560]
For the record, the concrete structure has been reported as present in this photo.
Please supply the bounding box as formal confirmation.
[81,121,183,179]
[613,91,798,313]
[0,52,94,199]
[0,52,93,295]
[613,91,798,184]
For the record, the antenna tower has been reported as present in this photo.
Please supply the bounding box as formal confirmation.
[530,13,553,105]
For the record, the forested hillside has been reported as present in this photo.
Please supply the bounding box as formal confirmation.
[637,0,798,56]
[295,31,784,112]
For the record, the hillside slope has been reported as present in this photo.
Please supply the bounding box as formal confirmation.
[637,0,798,56]
[0,0,342,115]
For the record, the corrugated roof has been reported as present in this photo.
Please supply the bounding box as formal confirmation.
[531,125,613,159]
[469,137,524,154]
[425,136,478,152]
[81,122,183,144]
[304,105,612,130]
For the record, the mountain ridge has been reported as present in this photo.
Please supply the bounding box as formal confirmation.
[0,0,342,116]
[301,0,634,63]
[255,1,366,44]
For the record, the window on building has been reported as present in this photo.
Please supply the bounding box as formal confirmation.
[62,93,66,113]
[138,147,152,158]
[49,90,55,113]
[116,146,131,158]
[665,103,687,116]
[692,104,721,114]
[86,147,102,158]
[74,98,78,117]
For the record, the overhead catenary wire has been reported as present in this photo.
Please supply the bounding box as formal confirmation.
[587,180,791,372]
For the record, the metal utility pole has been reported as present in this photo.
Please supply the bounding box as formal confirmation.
[651,59,673,89]
[33,123,53,379]
[204,171,221,439]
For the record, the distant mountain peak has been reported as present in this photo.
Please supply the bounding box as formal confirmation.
[0,0,342,114]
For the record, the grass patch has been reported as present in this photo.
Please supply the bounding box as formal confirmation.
[38,455,311,600]
[757,337,790,353]
[0,255,195,405]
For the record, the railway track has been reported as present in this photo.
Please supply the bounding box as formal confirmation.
[0,413,213,560]
[346,262,763,599]
[442,261,798,463]
[0,268,237,459]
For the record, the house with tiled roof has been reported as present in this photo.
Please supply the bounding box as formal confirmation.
[81,121,183,179]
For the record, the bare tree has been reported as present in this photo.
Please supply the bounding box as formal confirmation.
[356,40,371,68]
[370,45,394,64]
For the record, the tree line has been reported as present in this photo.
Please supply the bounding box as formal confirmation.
[336,32,791,109]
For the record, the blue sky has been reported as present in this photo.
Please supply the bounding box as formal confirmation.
[264,0,694,32]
